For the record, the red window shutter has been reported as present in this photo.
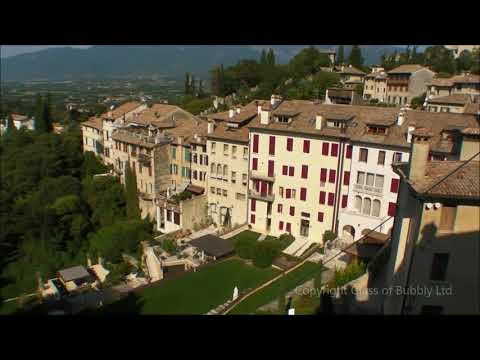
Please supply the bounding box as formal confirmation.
[388,202,396,216]
[268,160,274,177]
[261,181,267,196]
[319,191,326,204]
[329,169,336,183]
[287,138,293,151]
[390,178,399,193]
[278,204,283,213]
[252,158,258,170]
[328,193,335,206]
[250,214,256,224]
[255,180,260,192]
[279,221,284,230]
[320,168,327,183]
[331,143,339,157]
[342,195,348,208]
[251,199,256,212]
[286,223,291,233]
[289,166,294,177]
[344,171,350,185]
[322,142,329,155]
[303,140,310,153]
[346,145,352,159]
[290,206,295,216]
[286,189,291,199]
[318,212,324,222]
[300,187,307,201]
[269,136,276,155]
[301,165,308,179]
[253,134,259,153]
[282,165,288,175]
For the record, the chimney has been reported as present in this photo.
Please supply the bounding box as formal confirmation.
[407,126,416,143]
[260,106,270,125]
[409,128,433,183]
[208,121,215,134]
[236,106,241,114]
[397,111,405,126]
[257,103,262,115]
[229,109,235,118]
[315,115,324,130]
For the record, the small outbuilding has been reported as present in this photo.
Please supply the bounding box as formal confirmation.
[189,234,234,260]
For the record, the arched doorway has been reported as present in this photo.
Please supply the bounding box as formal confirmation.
[342,225,355,242]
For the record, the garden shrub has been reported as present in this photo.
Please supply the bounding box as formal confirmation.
[235,236,257,259]
[329,260,366,288]
[252,239,281,268]
[322,230,336,243]
[277,233,295,250]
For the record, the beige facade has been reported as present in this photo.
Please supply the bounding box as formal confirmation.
[81,117,104,157]
[384,129,480,314]
[363,71,387,102]
[386,65,435,106]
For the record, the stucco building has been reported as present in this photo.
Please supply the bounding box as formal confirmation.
[426,74,480,100]
[363,69,388,102]
[426,93,479,114]
[384,127,480,315]
[386,64,435,106]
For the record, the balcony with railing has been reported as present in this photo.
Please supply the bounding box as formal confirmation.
[249,170,275,182]
[248,189,275,203]
[353,183,383,197]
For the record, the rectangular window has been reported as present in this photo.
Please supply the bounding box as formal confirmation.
[282,165,288,176]
[331,143,338,157]
[242,173,247,185]
[223,189,227,197]
[388,202,396,216]
[174,212,180,225]
[357,171,365,185]
[318,212,324,222]
[231,171,236,183]
[341,195,348,208]
[232,145,237,158]
[252,158,258,170]
[252,134,259,153]
[301,165,308,179]
[291,189,296,199]
[269,136,276,155]
[440,206,457,231]
[320,168,327,183]
[303,140,310,153]
[393,152,402,163]
[236,193,246,201]
[301,212,310,218]
[300,188,307,201]
[328,193,335,206]
[344,171,350,186]
[278,204,283,213]
[319,191,326,204]
[251,199,256,212]
[390,178,399,193]
[279,187,284,197]
[378,151,386,165]
[243,147,248,160]
[375,175,384,189]
[288,166,294,177]
[216,188,221,195]
[286,138,293,151]
[329,169,336,183]
[286,223,291,233]
[279,221,284,230]
[430,253,449,281]
[223,144,228,156]
[359,148,368,162]
[322,142,329,156]
[290,206,295,216]
[286,189,291,199]
[366,173,375,186]
[268,160,275,177]
[210,187,215,194]
[250,214,256,224]
[346,145,352,159]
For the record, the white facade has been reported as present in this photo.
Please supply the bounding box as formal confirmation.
[337,144,409,242]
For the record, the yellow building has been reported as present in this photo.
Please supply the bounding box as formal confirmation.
[81,116,104,158]
[206,101,263,228]
[384,127,480,314]
[386,64,435,106]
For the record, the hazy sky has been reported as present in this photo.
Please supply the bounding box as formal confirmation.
[0,45,91,58]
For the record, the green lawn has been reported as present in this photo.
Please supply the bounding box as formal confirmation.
[98,258,279,315]
[228,230,261,245]
[229,261,323,315]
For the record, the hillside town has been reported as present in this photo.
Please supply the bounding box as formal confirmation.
[1,44,479,315]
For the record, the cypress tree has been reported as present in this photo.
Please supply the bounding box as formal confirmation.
[34,94,46,133]
[191,75,196,95]
[6,113,16,134]
[124,162,141,220]
[348,45,364,68]
[185,72,190,95]
[260,49,267,65]
[267,48,276,67]
[43,93,53,132]
[337,45,345,65]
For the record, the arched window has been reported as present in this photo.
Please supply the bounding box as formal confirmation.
[362,198,372,215]
[223,165,228,176]
[354,196,362,212]
[211,163,215,174]
[217,164,221,175]
[372,199,381,217]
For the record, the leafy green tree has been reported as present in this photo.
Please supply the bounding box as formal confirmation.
[411,92,426,109]
[348,45,364,68]
[234,236,257,259]
[252,239,281,268]
[322,230,336,243]
[289,46,331,79]
[337,45,344,65]
[124,162,140,220]
[456,50,474,73]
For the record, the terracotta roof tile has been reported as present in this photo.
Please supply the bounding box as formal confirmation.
[82,116,103,131]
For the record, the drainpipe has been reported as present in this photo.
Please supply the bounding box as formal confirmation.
[332,139,346,234]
